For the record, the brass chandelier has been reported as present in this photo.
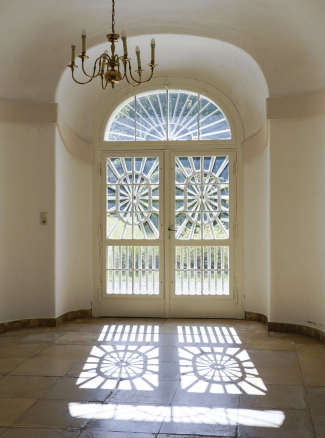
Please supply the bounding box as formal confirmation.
[67,0,157,89]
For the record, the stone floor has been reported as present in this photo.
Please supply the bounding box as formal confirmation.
[0,318,324,437]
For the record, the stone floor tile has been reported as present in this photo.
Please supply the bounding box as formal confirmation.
[11,333,64,344]
[240,384,306,409]
[1,429,80,438]
[66,358,95,377]
[269,331,324,345]
[157,435,232,438]
[172,386,240,407]
[147,333,196,347]
[79,432,155,438]
[54,333,101,345]
[246,349,299,367]
[0,398,37,427]
[34,345,92,360]
[13,399,96,429]
[159,405,238,436]
[297,344,325,386]
[245,364,303,385]
[0,376,58,398]
[246,338,296,350]
[306,386,325,436]
[0,344,45,358]
[151,360,182,380]
[0,429,6,436]
[109,379,180,404]
[237,408,315,437]
[42,376,114,402]
[9,358,78,377]
[0,359,27,376]
[155,346,180,363]
[85,403,169,434]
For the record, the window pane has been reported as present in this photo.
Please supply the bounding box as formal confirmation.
[199,96,231,140]
[168,91,198,140]
[136,92,166,141]
[106,98,135,141]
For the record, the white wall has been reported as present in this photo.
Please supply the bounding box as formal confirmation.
[55,131,93,317]
[0,122,56,322]
[244,142,270,317]
[269,115,325,330]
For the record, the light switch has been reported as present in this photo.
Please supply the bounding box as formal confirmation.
[40,212,47,225]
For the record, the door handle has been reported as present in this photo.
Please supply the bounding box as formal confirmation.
[168,227,177,232]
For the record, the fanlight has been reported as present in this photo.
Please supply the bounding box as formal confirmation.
[105,90,231,141]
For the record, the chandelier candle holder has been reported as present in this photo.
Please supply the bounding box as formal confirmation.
[67,0,157,89]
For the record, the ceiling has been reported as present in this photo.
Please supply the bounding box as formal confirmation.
[1,0,324,140]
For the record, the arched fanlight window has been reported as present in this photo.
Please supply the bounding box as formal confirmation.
[104,90,231,141]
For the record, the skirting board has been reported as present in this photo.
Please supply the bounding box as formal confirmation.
[0,309,92,334]
[1,310,324,344]
[245,311,325,343]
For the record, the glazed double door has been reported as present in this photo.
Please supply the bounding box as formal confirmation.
[99,149,238,318]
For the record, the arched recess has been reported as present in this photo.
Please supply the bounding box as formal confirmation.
[92,78,245,319]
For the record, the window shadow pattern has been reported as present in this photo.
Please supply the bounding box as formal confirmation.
[69,323,286,434]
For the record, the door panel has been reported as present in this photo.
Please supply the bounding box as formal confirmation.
[99,152,165,317]
[169,152,237,318]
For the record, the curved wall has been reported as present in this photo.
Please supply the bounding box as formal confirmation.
[1,13,325,338]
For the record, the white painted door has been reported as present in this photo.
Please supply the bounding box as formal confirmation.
[99,149,238,318]
[99,151,165,317]
[168,151,237,318]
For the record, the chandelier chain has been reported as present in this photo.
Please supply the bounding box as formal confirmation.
[112,0,115,34]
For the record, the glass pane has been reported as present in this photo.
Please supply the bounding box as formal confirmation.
[199,96,231,140]
[107,270,133,295]
[203,212,229,239]
[106,246,159,295]
[134,157,159,184]
[175,156,229,240]
[107,213,132,239]
[169,91,198,140]
[175,246,229,296]
[136,93,166,141]
[106,98,136,141]
[134,212,159,239]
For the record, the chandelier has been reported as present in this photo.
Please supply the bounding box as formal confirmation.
[67,0,157,89]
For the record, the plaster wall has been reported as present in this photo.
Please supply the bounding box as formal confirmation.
[55,131,93,317]
[269,115,325,330]
[244,141,270,317]
[0,122,56,322]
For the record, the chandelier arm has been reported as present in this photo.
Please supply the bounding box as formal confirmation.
[119,59,127,80]
[101,75,109,90]
[127,61,155,85]
[124,73,142,88]
[71,69,94,85]
[127,60,143,85]
[81,57,102,79]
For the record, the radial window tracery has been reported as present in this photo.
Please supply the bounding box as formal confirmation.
[105,90,231,141]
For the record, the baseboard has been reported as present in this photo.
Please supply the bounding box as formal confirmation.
[245,311,325,343]
[0,309,92,334]
[268,321,325,343]
[245,311,268,324]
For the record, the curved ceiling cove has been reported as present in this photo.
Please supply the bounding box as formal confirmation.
[57,35,268,143]
[1,0,325,103]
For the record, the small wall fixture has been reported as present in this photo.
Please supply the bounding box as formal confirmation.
[67,0,157,89]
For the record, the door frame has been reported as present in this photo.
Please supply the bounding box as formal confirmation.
[92,77,245,319]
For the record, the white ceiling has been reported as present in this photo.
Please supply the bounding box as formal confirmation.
[1,0,324,140]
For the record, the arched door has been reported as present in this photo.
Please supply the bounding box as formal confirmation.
[95,88,242,318]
